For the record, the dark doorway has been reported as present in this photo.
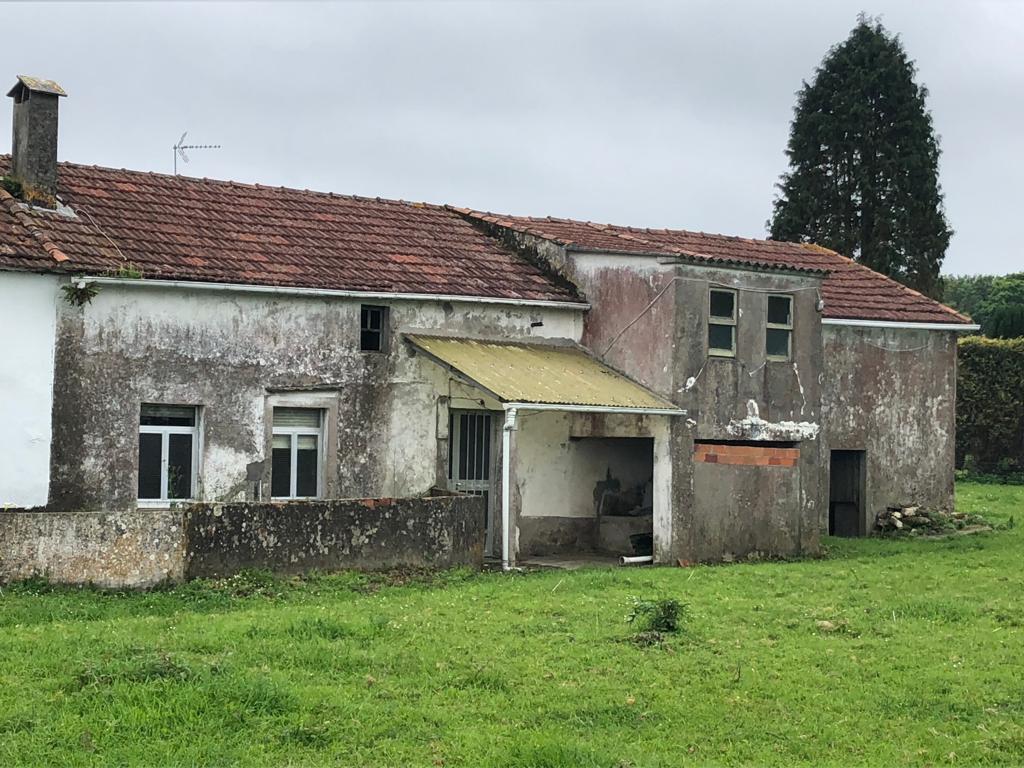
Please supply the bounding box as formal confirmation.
[829,450,866,537]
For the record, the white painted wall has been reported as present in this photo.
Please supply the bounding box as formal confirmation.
[0,272,58,506]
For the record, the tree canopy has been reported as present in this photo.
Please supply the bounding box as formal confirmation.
[770,16,952,297]
[943,273,1024,338]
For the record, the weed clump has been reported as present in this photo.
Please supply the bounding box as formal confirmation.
[625,596,687,647]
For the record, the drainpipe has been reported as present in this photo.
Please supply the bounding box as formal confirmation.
[501,406,518,571]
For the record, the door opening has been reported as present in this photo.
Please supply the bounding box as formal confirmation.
[829,450,866,537]
[447,410,498,555]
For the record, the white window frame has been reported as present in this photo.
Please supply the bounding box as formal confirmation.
[766,294,794,361]
[708,288,738,358]
[138,406,200,508]
[271,409,324,500]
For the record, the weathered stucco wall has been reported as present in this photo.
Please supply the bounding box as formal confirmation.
[0,494,485,586]
[823,325,958,531]
[48,283,581,513]
[564,255,824,562]
[0,509,185,588]
[184,494,484,577]
[671,264,824,561]
[0,272,58,507]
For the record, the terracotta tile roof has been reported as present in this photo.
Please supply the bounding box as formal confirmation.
[456,210,972,325]
[0,157,581,304]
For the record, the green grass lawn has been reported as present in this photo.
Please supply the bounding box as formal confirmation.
[1,482,1023,767]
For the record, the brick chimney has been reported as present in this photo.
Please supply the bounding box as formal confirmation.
[7,75,66,205]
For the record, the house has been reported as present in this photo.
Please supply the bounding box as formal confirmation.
[0,76,977,586]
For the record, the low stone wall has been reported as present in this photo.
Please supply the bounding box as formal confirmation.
[0,494,485,587]
[183,495,485,579]
[0,509,185,588]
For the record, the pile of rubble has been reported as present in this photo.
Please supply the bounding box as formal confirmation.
[875,505,990,536]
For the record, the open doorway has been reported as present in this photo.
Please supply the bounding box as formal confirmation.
[829,450,866,536]
[586,437,655,558]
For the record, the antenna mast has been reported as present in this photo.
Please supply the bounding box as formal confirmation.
[173,131,221,174]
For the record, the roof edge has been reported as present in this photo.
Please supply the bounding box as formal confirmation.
[823,318,979,331]
[81,275,591,310]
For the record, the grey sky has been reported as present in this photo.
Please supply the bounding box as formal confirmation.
[4,1,1021,275]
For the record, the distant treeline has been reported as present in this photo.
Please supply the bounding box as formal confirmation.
[943,273,1024,338]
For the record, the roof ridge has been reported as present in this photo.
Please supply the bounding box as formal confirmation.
[8,156,446,212]
[0,187,69,263]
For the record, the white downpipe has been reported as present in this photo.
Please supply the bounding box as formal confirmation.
[620,555,653,566]
[501,406,518,571]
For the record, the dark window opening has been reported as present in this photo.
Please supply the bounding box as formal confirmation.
[766,294,793,360]
[360,305,388,352]
[708,288,737,357]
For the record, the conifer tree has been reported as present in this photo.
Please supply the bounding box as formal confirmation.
[770,16,952,297]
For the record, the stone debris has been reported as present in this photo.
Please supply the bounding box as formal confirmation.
[875,505,990,536]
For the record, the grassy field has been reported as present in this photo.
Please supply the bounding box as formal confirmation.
[1,482,1023,767]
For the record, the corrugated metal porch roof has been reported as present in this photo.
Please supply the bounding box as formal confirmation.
[406,334,680,412]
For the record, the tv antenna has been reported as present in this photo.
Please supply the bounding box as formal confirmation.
[173,131,221,174]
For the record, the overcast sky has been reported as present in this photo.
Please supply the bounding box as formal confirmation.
[4,1,1021,275]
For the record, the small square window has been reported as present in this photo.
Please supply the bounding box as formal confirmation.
[360,305,388,352]
[708,288,737,357]
[138,404,199,503]
[271,407,323,499]
[766,294,793,360]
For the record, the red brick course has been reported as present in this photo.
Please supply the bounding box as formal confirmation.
[694,443,799,468]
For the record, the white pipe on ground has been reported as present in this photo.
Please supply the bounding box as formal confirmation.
[501,407,518,571]
[619,555,653,565]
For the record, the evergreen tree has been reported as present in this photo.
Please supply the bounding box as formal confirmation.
[769,16,952,297]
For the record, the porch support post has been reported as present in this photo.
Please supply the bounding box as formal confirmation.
[501,406,518,571]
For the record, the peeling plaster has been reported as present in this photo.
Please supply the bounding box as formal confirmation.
[726,400,820,441]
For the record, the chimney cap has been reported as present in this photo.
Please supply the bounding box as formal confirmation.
[7,75,67,99]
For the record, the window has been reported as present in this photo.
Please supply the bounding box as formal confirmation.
[139,404,198,503]
[766,294,793,360]
[271,407,323,499]
[360,305,388,352]
[708,288,737,357]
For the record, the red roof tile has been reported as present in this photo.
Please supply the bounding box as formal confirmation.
[0,158,581,304]
[456,211,972,325]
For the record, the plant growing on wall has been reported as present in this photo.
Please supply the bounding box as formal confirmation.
[61,281,99,307]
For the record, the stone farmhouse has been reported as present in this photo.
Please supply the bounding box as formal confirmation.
[0,76,976,586]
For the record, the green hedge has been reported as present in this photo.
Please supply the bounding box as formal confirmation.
[957,336,1024,474]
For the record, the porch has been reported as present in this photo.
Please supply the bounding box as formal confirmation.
[407,334,684,568]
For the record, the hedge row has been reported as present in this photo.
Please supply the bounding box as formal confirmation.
[957,336,1024,474]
